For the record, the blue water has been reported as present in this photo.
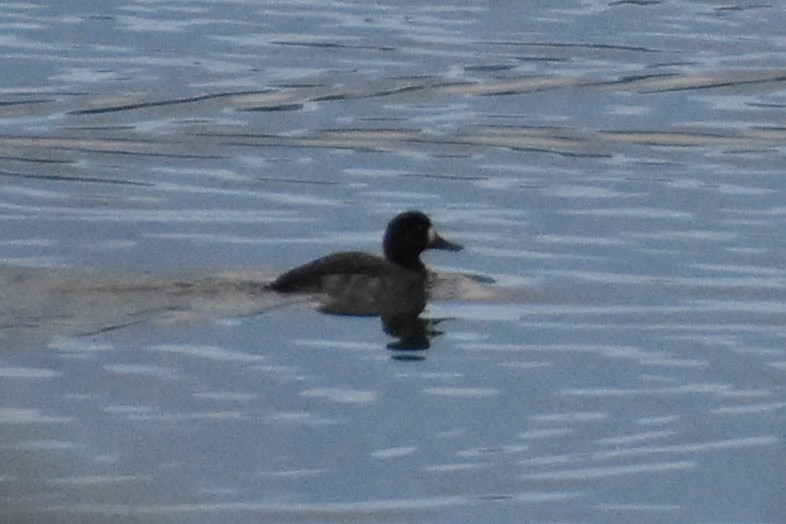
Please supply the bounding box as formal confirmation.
[1,1,785,522]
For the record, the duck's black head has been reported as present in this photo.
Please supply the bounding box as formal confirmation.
[382,211,463,270]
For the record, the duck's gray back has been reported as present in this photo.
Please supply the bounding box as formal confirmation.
[268,251,428,316]
[268,252,400,292]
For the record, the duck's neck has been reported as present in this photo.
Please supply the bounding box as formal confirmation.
[384,245,426,271]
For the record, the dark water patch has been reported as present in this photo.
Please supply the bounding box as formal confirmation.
[0,135,163,153]
[0,169,153,187]
[311,92,350,102]
[485,41,660,54]
[0,134,224,161]
[0,155,71,165]
[513,55,570,64]
[271,40,396,53]
[713,4,771,13]
[253,176,341,186]
[749,102,786,109]
[624,70,786,93]
[439,76,588,96]
[609,72,678,86]
[75,319,150,337]
[273,82,327,89]
[0,99,53,106]
[360,84,430,98]
[240,103,304,112]
[609,0,664,5]
[70,90,277,115]
[0,100,56,118]
[61,147,223,161]
[464,64,516,73]
[403,171,487,182]
[63,125,138,132]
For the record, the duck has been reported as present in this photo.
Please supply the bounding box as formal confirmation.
[267,211,462,315]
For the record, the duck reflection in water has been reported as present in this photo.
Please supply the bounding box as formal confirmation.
[267,211,463,353]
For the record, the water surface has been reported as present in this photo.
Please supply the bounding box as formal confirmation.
[1,1,785,522]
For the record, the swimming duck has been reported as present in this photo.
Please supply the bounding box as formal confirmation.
[267,211,462,315]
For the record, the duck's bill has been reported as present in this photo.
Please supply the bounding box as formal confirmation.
[429,232,463,252]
